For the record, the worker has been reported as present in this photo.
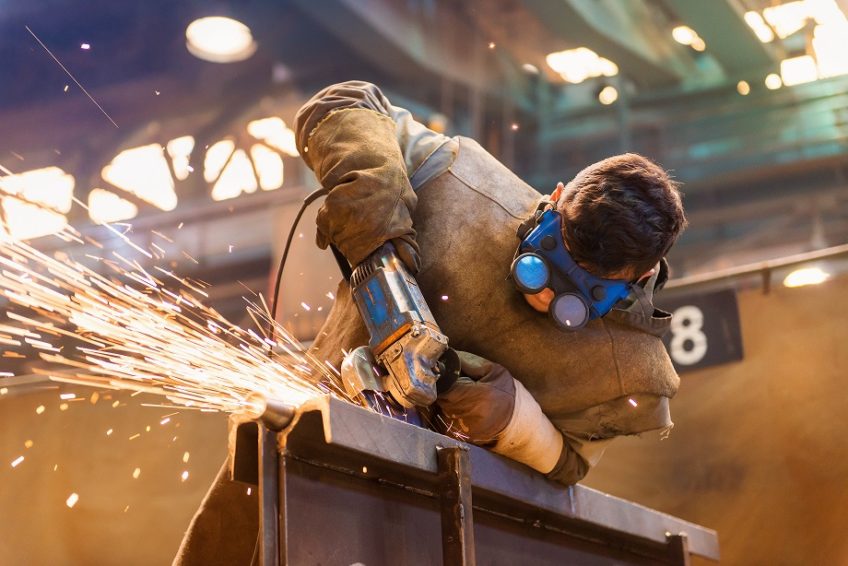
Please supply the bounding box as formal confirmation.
[174,80,686,565]
[298,80,686,484]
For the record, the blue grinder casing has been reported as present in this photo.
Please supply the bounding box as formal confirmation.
[350,247,437,355]
[348,242,449,407]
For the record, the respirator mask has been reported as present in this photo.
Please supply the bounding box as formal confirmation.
[511,204,633,330]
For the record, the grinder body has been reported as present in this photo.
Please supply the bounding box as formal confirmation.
[346,242,450,408]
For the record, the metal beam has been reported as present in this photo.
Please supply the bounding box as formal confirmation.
[438,446,476,566]
[665,242,848,293]
[667,533,692,566]
[266,396,720,562]
[665,0,782,75]
[534,74,848,185]
[521,0,696,87]
[289,0,533,111]
[258,425,282,566]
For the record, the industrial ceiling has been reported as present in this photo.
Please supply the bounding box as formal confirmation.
[0,0,846,278]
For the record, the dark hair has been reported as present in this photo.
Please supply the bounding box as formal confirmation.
[557,153,686,279]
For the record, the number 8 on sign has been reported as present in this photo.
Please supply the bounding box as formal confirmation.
[669,305,708,365]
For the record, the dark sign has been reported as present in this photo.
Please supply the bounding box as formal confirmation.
[655,288,744,373]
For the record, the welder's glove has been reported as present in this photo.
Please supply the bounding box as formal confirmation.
[436,352,516,445]
[297,107,421,272]
[390,236,421,274]
[436,352,564,474]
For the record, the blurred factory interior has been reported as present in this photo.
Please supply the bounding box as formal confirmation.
[0,0,846,564]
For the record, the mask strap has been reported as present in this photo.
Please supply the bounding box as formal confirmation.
[629,283,654,319]
[509,196,557,281]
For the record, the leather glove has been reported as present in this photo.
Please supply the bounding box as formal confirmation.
[435,351,516,444]
[304,108,420,270]
[437,351,565,475]
[390,236,421,274]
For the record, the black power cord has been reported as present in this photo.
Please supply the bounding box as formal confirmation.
[267,187,329,356]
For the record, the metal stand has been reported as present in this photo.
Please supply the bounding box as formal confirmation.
[667,533,691,566]
[437,446,476,566]
[231,397,719,565]
[258,424,282,566]
[258,433,476,566]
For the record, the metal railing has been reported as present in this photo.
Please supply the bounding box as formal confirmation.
[664,242,848,293]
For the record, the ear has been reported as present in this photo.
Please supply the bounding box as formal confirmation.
[550,181,565,204]
[637,267,657,282]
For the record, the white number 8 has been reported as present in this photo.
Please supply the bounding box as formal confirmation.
[670,305,708,365]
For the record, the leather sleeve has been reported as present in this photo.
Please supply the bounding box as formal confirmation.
[295,81,395,168]
[545,394,673,486]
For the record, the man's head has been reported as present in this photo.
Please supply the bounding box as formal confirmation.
[524,154,686,314]
[557,153,686,280]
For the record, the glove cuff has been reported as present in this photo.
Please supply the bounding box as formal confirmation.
[490,378,563,474]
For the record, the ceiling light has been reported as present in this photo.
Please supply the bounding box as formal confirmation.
[598,58,618,77]
[780,55,819,86]
[813,22,848,78]
[598,86,618,105]
[749,0,848,42]
[522,63,540,74]
[205,140,236,182]
[250,145,284,190]
[0,166,74,241]
[0,167,74,213]
[762,1,809,39]
[186,17,256,63]
[672,25,706,51]
[744,11,776,43]
[764,73,783,90]
[804,0,846,25]
[546,48,618,84]
[783,266,830,287]
[672,25,697,45]
[1,198,67,241]
[737,80,751,95]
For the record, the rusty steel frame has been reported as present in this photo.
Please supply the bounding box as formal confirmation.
[437,445,476,565]
[234,396,720,565]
